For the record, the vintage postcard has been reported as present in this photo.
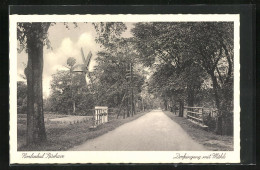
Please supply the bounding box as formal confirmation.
[9,14,240,164]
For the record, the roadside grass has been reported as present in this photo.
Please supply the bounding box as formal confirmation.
[18,111,150,151]
[17,113,69,124]
[163,111,233,151]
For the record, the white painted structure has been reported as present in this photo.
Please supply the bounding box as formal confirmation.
[94,106,108,125]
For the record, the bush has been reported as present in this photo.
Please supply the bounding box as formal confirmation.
[17,81,27,114]
[203,110,233,136]
[203,114,216,131]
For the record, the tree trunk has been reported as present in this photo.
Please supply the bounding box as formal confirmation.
[25,23,47,144]
[164,99,168,110]
[210,72,220,109]
[141,97,144,111]
[133,99,136,115]
[187,86,195,107]
[179,101,184,117]
[69,70,76,114]
[126,97,130,117]
[209,72,223,135]
[170,97,174,113]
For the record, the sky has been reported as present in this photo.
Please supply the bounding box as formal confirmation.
[17,22,134,99]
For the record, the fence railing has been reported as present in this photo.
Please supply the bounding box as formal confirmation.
[184,106,208,129]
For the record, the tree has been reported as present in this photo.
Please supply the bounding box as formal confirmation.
[17,22,79,144]
[147,63,186,115]
[132,22,205,115]
[132,22,234,135]
[65,57,77,113]
[49,70,92,114]
[187,22,234,135]
[93,22,127,49]
[18,23,53,144]
[92,37,145,118]
[93,23,146,118]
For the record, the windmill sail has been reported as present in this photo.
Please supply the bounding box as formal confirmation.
[81,48,86,64]
[72,48,98,103]
[85,51,92,68]
[81,48,92,71]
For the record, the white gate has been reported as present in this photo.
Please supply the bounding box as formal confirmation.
[93,106,108,127]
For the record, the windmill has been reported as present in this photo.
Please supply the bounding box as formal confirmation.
[72,48,92,75]
[72,48,97,99]
[63,48,94,114]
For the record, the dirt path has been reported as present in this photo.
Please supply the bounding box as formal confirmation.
[69,110,205,151]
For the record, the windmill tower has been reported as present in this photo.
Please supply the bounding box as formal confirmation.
[72,48,92,77]
[64,48,94,114]
[72,48,97,100]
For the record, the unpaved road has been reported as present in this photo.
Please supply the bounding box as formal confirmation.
[70,110,205,151]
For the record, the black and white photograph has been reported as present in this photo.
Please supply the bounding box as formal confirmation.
[9,14,240,164]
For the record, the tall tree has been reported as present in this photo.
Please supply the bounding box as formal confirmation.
[18,23,53,144]
[93,23,146,117]
[187,22,234,135]
[92,38,145,116]
[49,70,92,114]
[65,57,77,113]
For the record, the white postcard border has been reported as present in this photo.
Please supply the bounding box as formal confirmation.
[9,14,240,164]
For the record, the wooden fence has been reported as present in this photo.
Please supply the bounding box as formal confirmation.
[184,106,210,129]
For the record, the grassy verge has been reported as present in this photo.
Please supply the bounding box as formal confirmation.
[163,111,233,151]
[18,111,150,151]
